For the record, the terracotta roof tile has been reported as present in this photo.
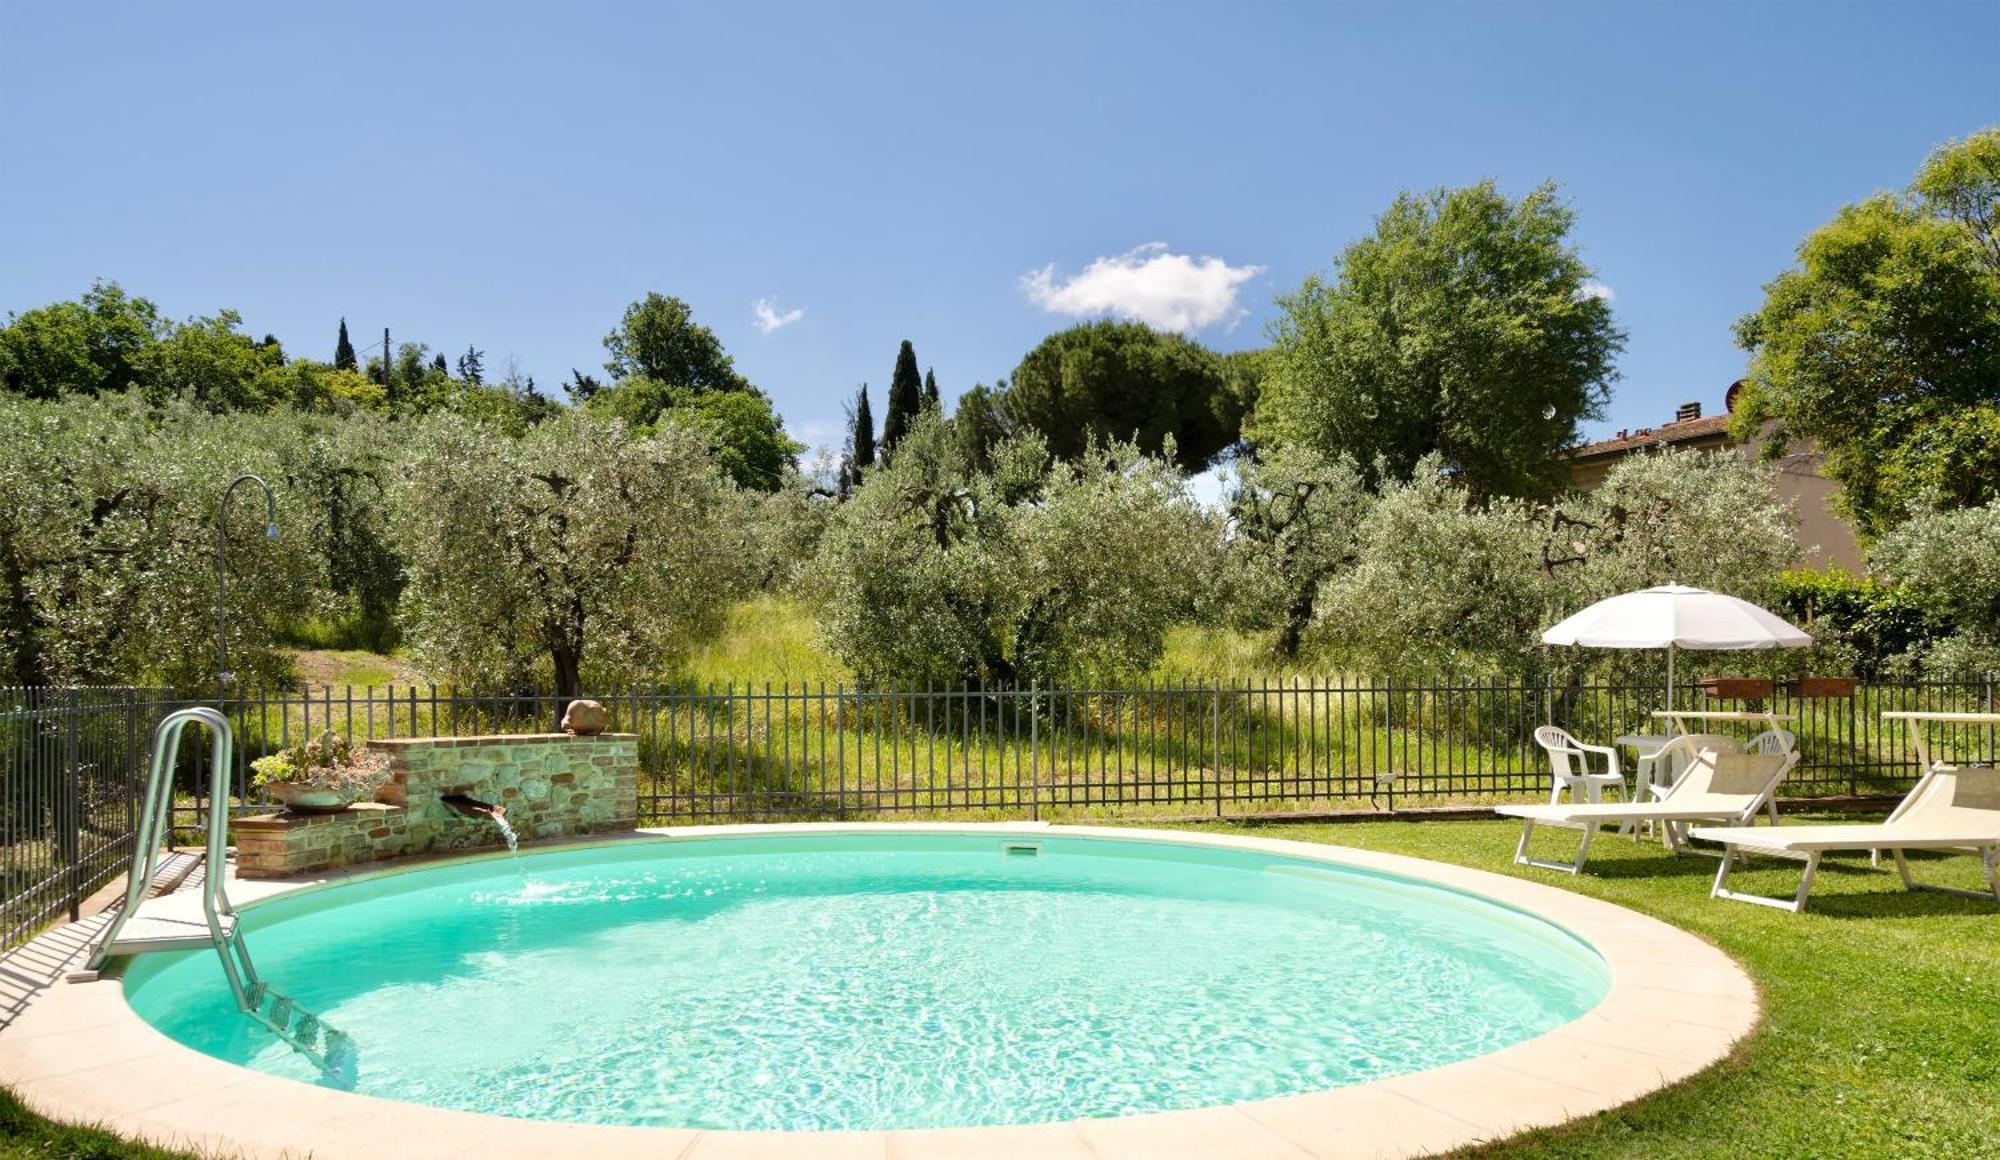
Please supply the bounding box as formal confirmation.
[1570,413,1733,458]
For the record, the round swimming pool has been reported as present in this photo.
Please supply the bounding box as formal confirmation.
[123,832,1610,1131]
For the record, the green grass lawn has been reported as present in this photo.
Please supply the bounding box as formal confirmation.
[0,1086,190,1160]
[6,815,1994,1157]
[1191,816,2000,1158]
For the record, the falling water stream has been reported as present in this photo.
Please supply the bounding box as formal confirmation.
[488,810,520,856]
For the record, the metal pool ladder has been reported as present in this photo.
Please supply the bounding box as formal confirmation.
[83,706,354,1078]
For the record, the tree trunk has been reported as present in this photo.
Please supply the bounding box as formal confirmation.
[1274,584,1318,660]
[550,642,583,731]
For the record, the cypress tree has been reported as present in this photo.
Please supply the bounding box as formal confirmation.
[851,383,877,470]
[432,352,448,374]
[333,318,357,371]
[923,367,940,409]
[881,340,923,451]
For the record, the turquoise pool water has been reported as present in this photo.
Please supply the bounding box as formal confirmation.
[123,833,1609,1131]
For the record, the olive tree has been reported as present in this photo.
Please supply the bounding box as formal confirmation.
[1307,447,1800,679]
[1548,449,1800,606]
[1313,460,1551,678]
[810,412,1216,687]
[0,394,319,689]
[1219,447,1372,659]
[1870,501,2000,676]
[392,411,746,696]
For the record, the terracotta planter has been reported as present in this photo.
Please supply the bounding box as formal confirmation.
[267,783,359,814]
[1785,676,1858,699]
[1697,677,1774,700]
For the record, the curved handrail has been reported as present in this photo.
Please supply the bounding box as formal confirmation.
[91,706,239,993]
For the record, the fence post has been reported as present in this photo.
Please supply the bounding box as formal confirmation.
[1212,682,1223,818]
[1848,683,1859,798]
[124,688,140,849]
[59,687,82,921]
[1028,682,1040,822]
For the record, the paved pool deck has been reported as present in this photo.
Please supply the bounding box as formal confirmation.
[0,823,1759,1159]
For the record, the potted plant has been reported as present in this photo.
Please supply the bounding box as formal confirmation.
[1785,676,1859,698]
[1697,676,1775,699]
[251,730,388,814]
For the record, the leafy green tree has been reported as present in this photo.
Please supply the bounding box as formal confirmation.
[333,318,357,371]
[582,377,800,490]
[1003,320,1237,472]
[390,342,449,402]
[602,292,750,393]
[0,281,164,399]
[393,411,747,697]
[138,309,285,410]
[949,383,1009,475]
[1254,181,1623,499]
[432,352,448,374]
[811,412,1215,686]
[1733,129,2000,537]
[850,383,876,470]
[881,340,924,452]
[265,360,387,414]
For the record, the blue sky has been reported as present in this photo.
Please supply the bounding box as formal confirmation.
[3,2,1994,460]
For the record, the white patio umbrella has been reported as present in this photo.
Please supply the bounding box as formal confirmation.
[1540,583,1811,703]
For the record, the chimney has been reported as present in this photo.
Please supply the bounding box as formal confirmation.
[1674,401,1702,423]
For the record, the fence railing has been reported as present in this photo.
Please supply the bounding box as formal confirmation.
[207,677,1999,823]
[1,686,180,952]
[6,676,1996,951]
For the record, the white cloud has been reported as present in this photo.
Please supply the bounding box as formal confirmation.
[1575,280,1615,302]
[752,297,805,334]
[1021,242,1263,332]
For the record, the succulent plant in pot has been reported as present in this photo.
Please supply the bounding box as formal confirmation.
[251,730,388,814]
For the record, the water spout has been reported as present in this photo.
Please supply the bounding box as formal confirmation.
[440,794,519,855]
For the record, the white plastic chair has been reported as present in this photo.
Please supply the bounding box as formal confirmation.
[1744,729,1796,822]
[1533,725,1630,805]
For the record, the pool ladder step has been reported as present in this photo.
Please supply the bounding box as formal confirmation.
[245,979,355,1080]
[84,707,357,1085]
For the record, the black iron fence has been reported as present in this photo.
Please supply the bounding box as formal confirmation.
[1,687,179,951]
[6,676,1997,951]
[209,676,1999,820]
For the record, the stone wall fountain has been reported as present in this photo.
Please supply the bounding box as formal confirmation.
[235,701,637,878]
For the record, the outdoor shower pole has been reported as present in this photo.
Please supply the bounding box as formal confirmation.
[216,473,279,700]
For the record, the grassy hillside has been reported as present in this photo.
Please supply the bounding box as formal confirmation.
[279,597,1313,691]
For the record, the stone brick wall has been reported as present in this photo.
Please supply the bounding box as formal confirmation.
[235,733,638,878]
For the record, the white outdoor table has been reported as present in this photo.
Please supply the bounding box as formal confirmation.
[1650,709,1794,736]
[1623,712,1795,797]
[1610,733,1675,815]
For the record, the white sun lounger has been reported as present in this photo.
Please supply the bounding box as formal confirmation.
[1497,738,1795,874]
[1692,764,2000,913]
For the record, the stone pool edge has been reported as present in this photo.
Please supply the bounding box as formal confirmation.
[0,822,1759,1160]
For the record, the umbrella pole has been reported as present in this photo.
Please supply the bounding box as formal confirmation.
[1667,644,1676,728]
